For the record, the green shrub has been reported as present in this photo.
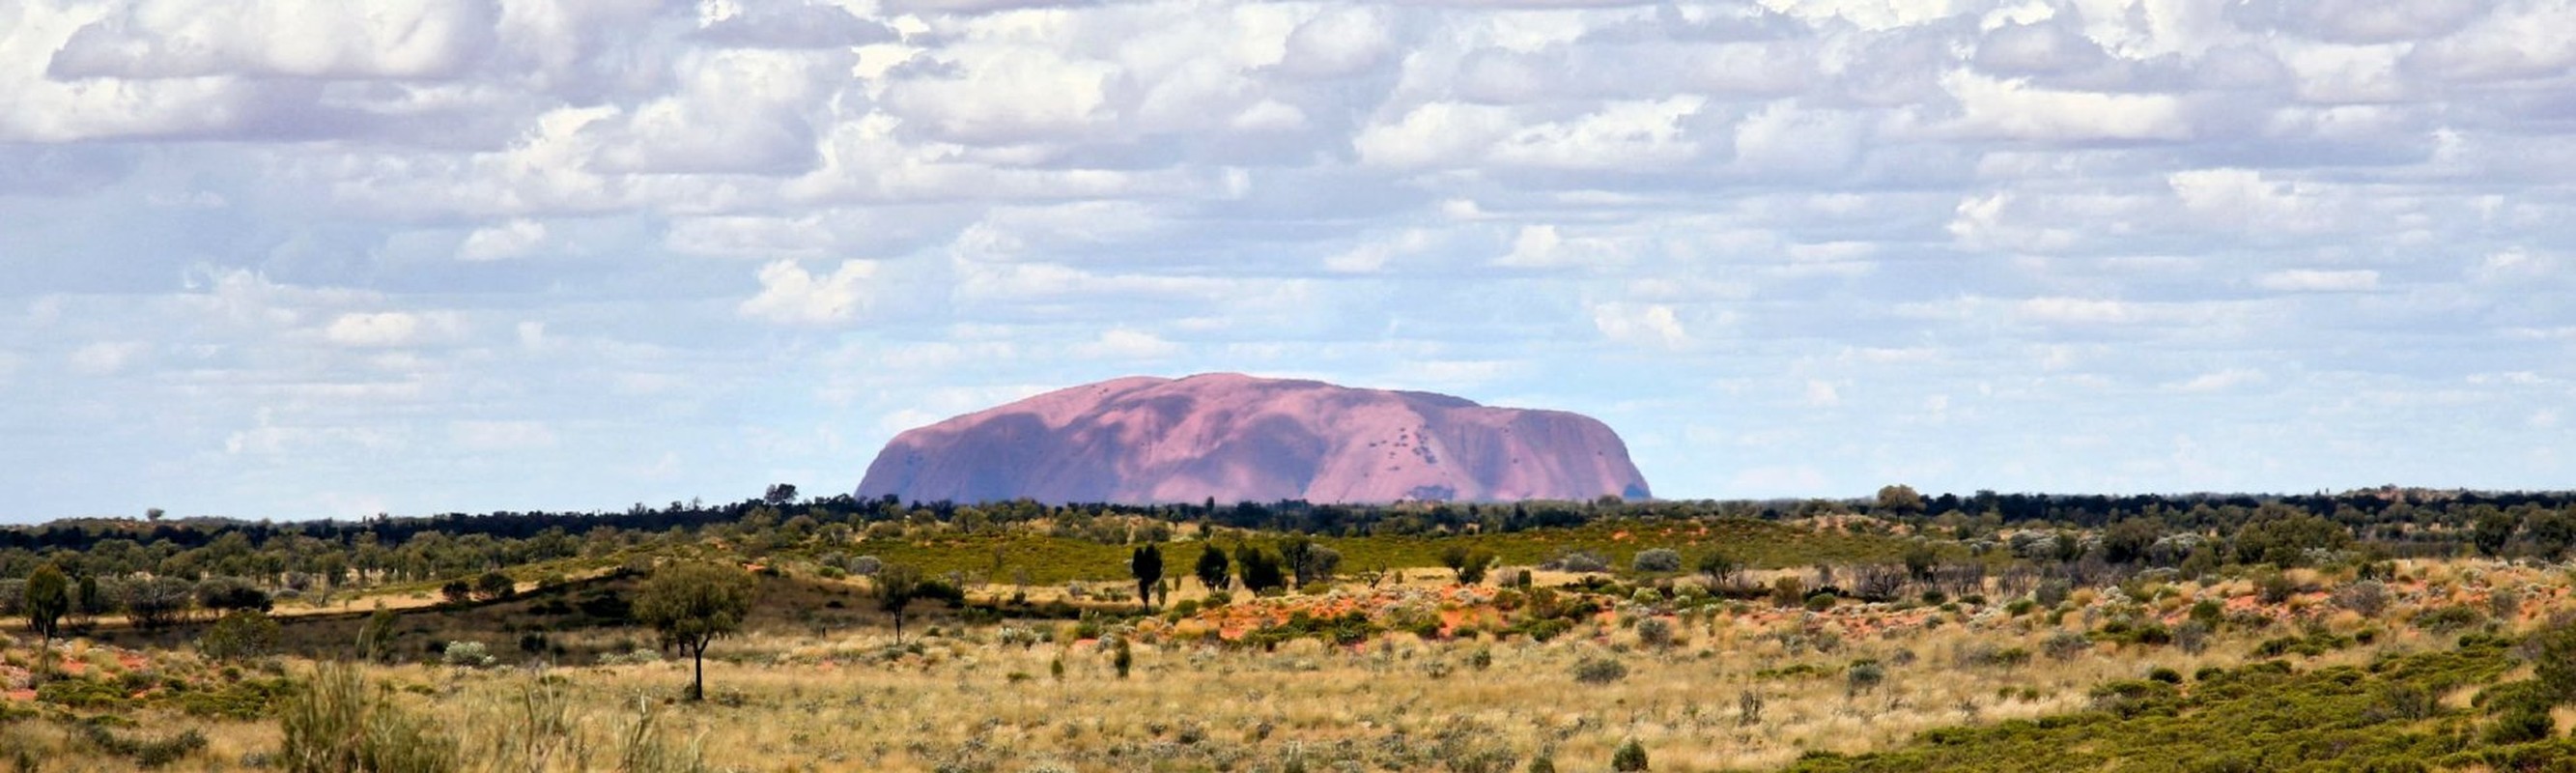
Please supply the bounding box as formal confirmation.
[1635,616,1675,648]
[2334,580,2390,616]
[441,641,493,668]
[38,677,129,710]
[2043,631,2092,661]
[2033,580,2071,608]
[177,676,295,720]
[2531,618,2576,702]
[1632,549,1683,574]
[2487,706,2553,744]
[1847,660,1886,696]
[72,722,207,769]
[199,610,281,661]
[1572,657,1628,685]
[1611,737,1650,771]
[1958,644,2031,669]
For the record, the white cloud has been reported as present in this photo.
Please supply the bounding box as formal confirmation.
[458,219,546,261]
[2015,297,2142,325]
[2254,269,2378,293]
[1277,6,1393,78]
[1326,229,1439,273]
[48,0,498,79]
[69,341,149,376]
[1075,329,1183,359]
[1491,97,1707,171]
[739,260,878,326]
[1802,380,1841,408]
[2404,3,2576,82]
[9,0,2576,518]
[1942,70,2193,142]
[2471,248,2563,284]
[2172,368,2265,392]
[1592,301,1687,350]
[325,312,425,347]
[881,45,1116,146]
[1353,101,1516,169]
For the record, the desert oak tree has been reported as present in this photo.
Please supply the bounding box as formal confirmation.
[635,561,756,701]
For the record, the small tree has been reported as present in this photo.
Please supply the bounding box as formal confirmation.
[201,609,282,661]
[634,562,757,701]
[874,563,926,644]
[2474,507,2518,558]
[1875,484,1925,516]
[1193,545,1230,591]
[1696,551,1739,589]
[356,604,399,663]
[1130,544,1164,611]
[72,574,105,624]
[439,579,474,607]
[473,571,516,602]
[1235,545,1287,593]
[1279,537,1340,587]
[197,576,272,614]
[23,564,70,665]
[124,576,195,631]
[1440,545,1495,585]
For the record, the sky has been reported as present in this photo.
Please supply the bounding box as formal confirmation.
[4,0,2574,523]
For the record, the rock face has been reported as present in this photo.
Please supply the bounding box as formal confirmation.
[856,373,1652,505]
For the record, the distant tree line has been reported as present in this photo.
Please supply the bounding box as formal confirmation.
[5,487,2575,593]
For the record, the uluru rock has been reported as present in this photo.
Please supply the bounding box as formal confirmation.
[856,373,1653,505]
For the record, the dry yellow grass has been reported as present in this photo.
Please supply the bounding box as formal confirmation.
[8,556,2573,772]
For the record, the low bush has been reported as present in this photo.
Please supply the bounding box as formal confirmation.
[1572,657,1628,685]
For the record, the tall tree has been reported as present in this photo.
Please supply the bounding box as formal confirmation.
[635,561,757,701]
[1234,544,1286,593]
[1129,544,1164,610]
[2473,506,2517,558]
[24,564,70,668]
[1193,544,1230,591]
[873,563,926,644]
[1875,484,1925,516]
[1279,536,1341,587]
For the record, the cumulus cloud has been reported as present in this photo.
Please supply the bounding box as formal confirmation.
[1592,301,1687,350]
[47,0,499,80]
[459,219,546,261]
[1076,329,1184,359]
[739,260,879,326]
[8,0,2576,516]
[326,312,433,347]
[69,341,149,376]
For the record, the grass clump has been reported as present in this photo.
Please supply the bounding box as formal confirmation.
[278,662,459,773]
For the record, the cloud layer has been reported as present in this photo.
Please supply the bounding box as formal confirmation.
[5,0,2575,520]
